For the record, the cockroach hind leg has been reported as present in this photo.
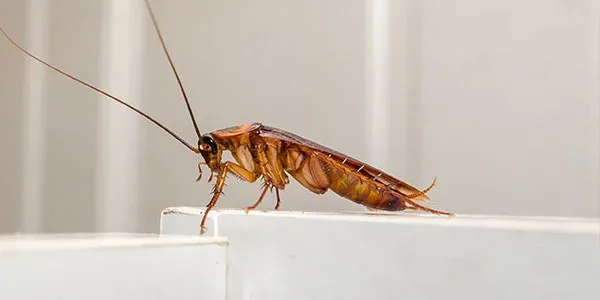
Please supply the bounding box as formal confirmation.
[404,198,454,217]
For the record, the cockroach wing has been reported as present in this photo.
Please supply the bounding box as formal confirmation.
[258,125,431,202]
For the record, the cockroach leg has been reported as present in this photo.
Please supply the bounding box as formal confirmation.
[244,183,270,213]
[199,161,261,232]
[199,161,257,233]
[274,188,281,210]
[226,162,258,183]
[200,164,229,233]
[404,197,455,217]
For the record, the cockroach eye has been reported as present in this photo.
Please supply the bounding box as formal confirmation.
[200,135,218,154]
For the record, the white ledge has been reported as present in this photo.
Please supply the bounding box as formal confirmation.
[0,233,227,300]
[0,233,227,254]
[160,206,599,235]
[160,206,600,300]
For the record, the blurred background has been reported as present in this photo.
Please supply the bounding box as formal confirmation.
[0,0,598,234]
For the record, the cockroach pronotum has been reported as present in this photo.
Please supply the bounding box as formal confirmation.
[1,0,453,234]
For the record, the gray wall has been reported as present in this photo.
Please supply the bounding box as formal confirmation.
[1,0,598,234]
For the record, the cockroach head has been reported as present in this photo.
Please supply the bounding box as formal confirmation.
[199,134,217,154]
[198,134,222,170]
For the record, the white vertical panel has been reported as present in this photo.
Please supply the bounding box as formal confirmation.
[20,0,49,233]
[418,0,599,217]
[95,0,145,232]
[594,0,600,215]
[388,0,411,182]
[365,0,391,169]
[405,0,423,180]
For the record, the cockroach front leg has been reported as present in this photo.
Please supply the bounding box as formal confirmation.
[199,161,256,233]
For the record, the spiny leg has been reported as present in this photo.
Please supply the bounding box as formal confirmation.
[199,161,257,234]
[244,183,270,213]
[244,184,282,213]
[244,137,287,212]
[274,187,281,210]
[251,134,289,189]
[403,197,454,217]
[200,165,228,234]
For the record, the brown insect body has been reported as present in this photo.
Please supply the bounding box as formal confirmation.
[1,0,453,234]
[198,122,452,231]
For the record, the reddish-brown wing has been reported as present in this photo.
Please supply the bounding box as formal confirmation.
[258,124,431,201]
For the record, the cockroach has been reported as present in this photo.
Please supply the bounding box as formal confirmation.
[1,0,453,234]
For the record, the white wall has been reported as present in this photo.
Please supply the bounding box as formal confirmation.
[0,0,598,234]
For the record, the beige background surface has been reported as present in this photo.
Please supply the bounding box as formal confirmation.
[1,0,598,234]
